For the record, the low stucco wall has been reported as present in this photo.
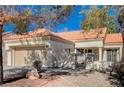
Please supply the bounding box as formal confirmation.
[85,61,115,71]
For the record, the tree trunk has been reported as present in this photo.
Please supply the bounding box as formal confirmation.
[122,28,124,62]
[0,24,3,84]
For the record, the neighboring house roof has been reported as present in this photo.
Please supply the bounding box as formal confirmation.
[4,28,74,44]
[56,28,107,42]
[105,33,123,44]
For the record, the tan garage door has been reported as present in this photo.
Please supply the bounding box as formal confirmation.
[14,47,43,66]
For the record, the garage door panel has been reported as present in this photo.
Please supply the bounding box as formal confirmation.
[14,47,43,66]
[15,50,28,66]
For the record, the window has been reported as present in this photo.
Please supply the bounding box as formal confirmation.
[77,49,84,55]
[107,49,117,62]
[88,49,92,53]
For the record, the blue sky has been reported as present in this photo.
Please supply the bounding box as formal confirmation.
[3,5,89,33]
[3,5,118,33]
[51,6,85,32]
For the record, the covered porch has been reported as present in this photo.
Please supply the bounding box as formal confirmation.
[75,47,121,65]
[75,47,102,64]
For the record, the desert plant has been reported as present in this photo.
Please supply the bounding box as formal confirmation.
[114,62,124,78]
[108,62,124,86]
[33,60,42,72]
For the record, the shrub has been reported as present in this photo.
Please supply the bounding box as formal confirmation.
[33,60,42,72]
[114,62,124,78]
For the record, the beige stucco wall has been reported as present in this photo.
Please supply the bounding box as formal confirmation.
[44,40,74,68]
[75,39,103,48]
[5,37,50,51]
[7,50,11,66]
[49,40,74,55]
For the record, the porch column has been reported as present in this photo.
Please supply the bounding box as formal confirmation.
[99,47,102,62]
[120,46,123,61]
[117,49,120,62]
[74,49,77,53]
[103,49,107,61]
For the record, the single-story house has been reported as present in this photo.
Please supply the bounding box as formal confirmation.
[3,27,124,69]
[3,29,75,68]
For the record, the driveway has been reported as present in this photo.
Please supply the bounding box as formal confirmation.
[43,71,113,87]
[1,71,113,87]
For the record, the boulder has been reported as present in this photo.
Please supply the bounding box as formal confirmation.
[26,68,40,80]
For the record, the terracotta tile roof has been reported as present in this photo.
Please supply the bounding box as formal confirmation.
[4,28,50,40]
[4,28,74,44]
[2,32,13,40]
[56,28,107,42]
[105,33,123,43]
[4,27,123,44]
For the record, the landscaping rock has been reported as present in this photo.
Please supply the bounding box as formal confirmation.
[40,72,52,79]
[26,68,40,80]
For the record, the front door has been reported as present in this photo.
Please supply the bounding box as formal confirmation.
[85,49,93,63]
